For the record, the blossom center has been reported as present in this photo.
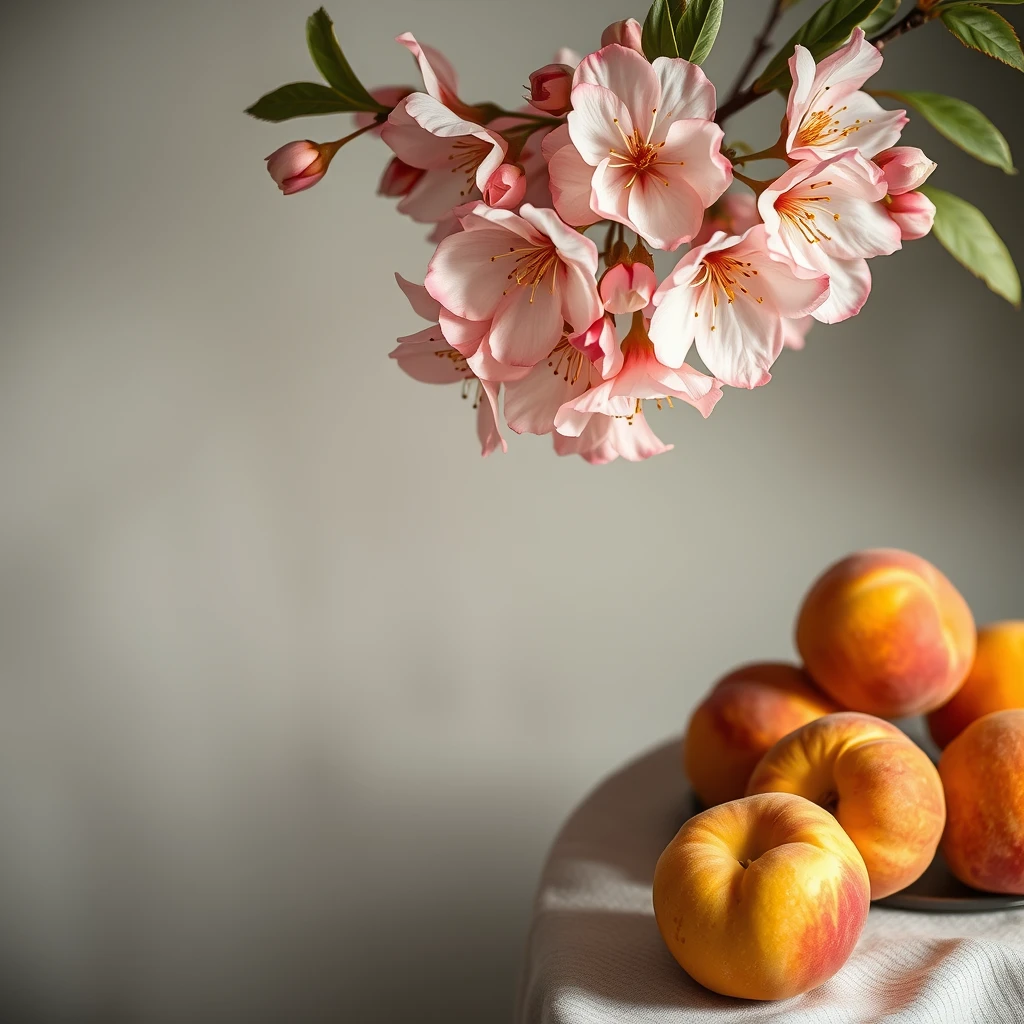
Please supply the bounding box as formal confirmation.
[776,180,839,245]
[490,243,559,302]
[795,104,871,149]
[447,137,491,197]
[691,254,763,328]
[608,112,676,188]
[547,337,588,385]
[433,345,472,376]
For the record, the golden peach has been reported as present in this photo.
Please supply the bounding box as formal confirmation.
[939,709,1024,894]
[746,711,945,899]
[683,662,838,807]
[795,549,975,718]
[653,792,869,1001]
[928,621,1024,749]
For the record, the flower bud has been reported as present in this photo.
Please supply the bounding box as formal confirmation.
[885,190,936,241]
[378,156,424,198]
[265,140,331,195]
[600,261,658,315]
[601,18,644,53]
[528,64,574,116]
[875,147,937,196]
[483,163,527,210]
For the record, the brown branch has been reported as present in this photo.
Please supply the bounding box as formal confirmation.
[724,0,786,104]
[870,6,930,52]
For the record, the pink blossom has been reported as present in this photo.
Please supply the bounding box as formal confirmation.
[390,275,507,456]
[554,411,673,464]
[529,64,574,116]
[875,146,936,195]
[425,202,602,368]
[758,152,902,324]
[689,192,759,247]
[483,163,527,209]
[601,19,645,53]
[265,140,332,195]
[572,314,624,378]
[554,313,723,437]
[785,28,907,162]
[381,94,507,223]
[885,190,936,240]
[649,227,829,388]
[600,261,658,314]
[548,44,732,248]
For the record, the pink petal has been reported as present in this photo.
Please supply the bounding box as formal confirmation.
[590,158,634,225]
[396,33,466,114]
[567,83,634,167]
[425,227,517,319]
[488,285,563,367]
[601,262,658,314]
[389,325,472,384]
[657,119,732,207]
[397,166,472,223]
[395,273,442,322]
[812,257,872,323]
[692,288,781,389]
[651,57,718,129]
[548,143,602,227]
[887,190,936,240]
[575,45,660,139]
[626,164,705,250]
[520,205,599,276]
[554,412,673,464]
[876,147,937,195]
[476,379,507,456]
[504,344,595,434]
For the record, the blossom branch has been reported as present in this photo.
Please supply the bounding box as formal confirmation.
[869,6,931,52]
[724,0,785,106]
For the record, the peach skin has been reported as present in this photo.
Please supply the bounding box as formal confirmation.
[940,709,1024,894]
[928,621,1024,749]
[795,549,975,718]
[653,792,869,1000]
[683,662,838,807]
[746,712,945,899]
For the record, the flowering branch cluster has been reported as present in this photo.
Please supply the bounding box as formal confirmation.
[248,2,1021,465]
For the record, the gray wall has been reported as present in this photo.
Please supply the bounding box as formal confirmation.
[1,1,1022,1021]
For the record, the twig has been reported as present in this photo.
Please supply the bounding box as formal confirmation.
[723,0,785,105]
[870,6,930,52]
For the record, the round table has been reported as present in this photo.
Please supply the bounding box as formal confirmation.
[516,739,1024,1023]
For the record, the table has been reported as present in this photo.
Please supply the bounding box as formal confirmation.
[516,740,1024,1023]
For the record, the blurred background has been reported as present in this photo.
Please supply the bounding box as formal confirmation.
[1,1,1022,1020]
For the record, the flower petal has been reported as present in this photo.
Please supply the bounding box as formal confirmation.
[389,325,472,384]
[504,344,594,434]
[488,285,564,367]
[575,44,660,138]
[396,273,442,322]
[658,119,732,207]
[626,164,705,250]
[476,378,507,456]
[812,257,872,323]
[567,83,634,167]
[425,227,515,319]
[548,143,602,227]
[651,57,717,127]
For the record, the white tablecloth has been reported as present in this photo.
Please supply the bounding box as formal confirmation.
[516,740,1024,1023]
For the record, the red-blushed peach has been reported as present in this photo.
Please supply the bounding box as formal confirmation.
[928,621,1024,749]
[683,662,839,807]
[795,549,975,718]
[652,792,869,1001]
[745,712,945,899]
[939,709,1024,894]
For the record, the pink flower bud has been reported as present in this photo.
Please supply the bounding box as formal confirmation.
[265,140,330,195]
[601,18,645,53]
[875,147,937,196]
[483,163,527,210]
[600,261,658,315]
[528,64,574,116]
[886,190,936,241]
[378,156,424,198]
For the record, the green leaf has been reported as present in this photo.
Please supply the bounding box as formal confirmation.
[921,186,1021,306]
[642,0,682,59]
[884,90,1015,173]
[305,7,388,111]
[245,82,365,122]
[940,4,1024,71]
[756,0,884,91]
[859,0,901,35]
[676,0,725,64]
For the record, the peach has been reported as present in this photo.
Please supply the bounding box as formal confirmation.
[795,549,975,718]
[653,792,869,1000]
[939,709,1024,894]
[746,712,945,898]
[683,662,838,807]
[928,621,1024,749]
